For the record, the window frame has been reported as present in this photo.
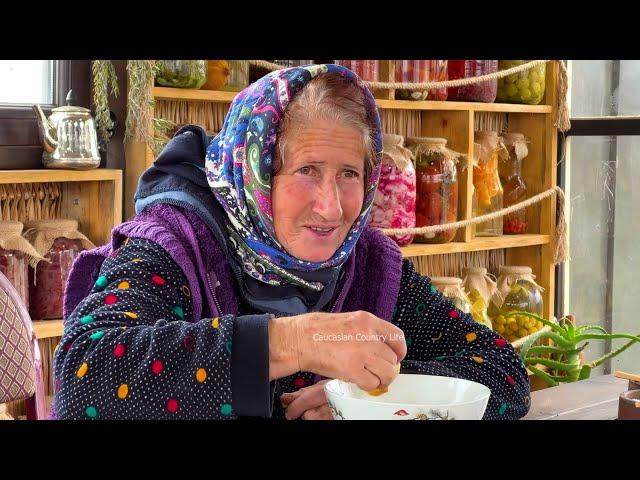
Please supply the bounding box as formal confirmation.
[556,60,640,373]
[0,60,90,168]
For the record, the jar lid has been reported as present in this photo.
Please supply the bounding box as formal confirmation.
[406,137,447,147]
[474,130,499,140]
[498,265,533,275]
[503,132,526,142]
[0,220,24,235]
[23,219,79,231]
[463,267,487,275]
[431,276,463,286]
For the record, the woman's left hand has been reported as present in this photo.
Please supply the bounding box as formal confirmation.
[281,380,333,420]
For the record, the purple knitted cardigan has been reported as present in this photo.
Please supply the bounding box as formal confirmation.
[64,203,404,324]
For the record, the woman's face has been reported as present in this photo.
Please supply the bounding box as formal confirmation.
[272,119,366,262]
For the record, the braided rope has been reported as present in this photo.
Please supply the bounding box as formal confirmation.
[381,186,561,236]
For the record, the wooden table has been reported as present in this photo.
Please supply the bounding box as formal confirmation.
[524,374,628,420]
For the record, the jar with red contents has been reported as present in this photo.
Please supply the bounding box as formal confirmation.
[406,137,461,243]
[334,60,379,81]
[394,60,448,101]
[447,60,498,103]
[499,133,529,234]
[23,220,94,320]
[369,134,416,246]
[0,221,45,311]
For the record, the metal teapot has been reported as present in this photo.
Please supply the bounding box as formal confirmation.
[32,90,101,170]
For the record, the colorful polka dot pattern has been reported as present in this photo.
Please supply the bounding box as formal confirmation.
[52,238,235,420]
[366,260,530,421]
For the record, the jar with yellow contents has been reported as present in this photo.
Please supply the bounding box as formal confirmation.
[472,131,507,236]
[492,277,544,343]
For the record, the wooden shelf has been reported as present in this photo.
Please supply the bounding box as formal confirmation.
[33,319,64,339]
[376,99,553,113]
[0,169,122,184]
[153,87,238,102]
[400,234,550,257]
[153,86,552,114]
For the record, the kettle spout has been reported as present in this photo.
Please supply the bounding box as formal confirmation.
[32,104,58,153]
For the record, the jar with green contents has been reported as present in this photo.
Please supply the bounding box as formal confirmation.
[155,60,208,89]
[496,60,546,105]
[490,266,544,343]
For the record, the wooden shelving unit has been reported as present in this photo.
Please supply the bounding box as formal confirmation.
[0,168,123,415]
[127,61,560,324]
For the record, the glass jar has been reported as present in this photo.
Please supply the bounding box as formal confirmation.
[500,133,529,234]
[223,60,250,92]
[24,220,93,320]
[155,60,208,89]
[430,277,471,314]
[335,60,379,81]
[493,278,544,343]
[461,267,496,329]
[201,60,231,91]
[489,265,544,319]
[447,60,498,103]
[394,60,448,101]
[473,131,505,236]
[369,134,416,246]
[407,137,460,243]
[0,221,33,311]
[496,60,546,105]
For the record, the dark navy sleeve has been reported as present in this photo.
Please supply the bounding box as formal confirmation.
[392,260,531,420]
[53,237,274,420]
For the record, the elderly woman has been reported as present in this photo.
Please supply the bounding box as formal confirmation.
[53,64,530,420]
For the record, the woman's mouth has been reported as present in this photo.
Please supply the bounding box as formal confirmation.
[304,225,339,237]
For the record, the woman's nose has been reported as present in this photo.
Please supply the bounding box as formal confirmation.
[312,177,343,221]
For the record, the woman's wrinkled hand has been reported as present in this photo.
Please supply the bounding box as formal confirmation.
[281,380,333,420]
[269,310,406,392]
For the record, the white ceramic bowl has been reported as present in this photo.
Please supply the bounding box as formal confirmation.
[324,374,491,420]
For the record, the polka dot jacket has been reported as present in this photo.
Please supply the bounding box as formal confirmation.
[53,238,530,420]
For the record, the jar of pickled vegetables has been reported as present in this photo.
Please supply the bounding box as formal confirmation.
[496,60,546,105]
[0,221,45,311]
[23,220,95,320]
[500,133,529,234]
[473,131,506,236]
[489,265,543,317]
[223,60,250,92]
[430,277,471,314]
[155,60,208,89]
[369,134,416,246]
[492,278,544,343]
[407,137,461,243]
[394,60,448,101]
[461,267,496,329]
[335,60,379,81]
[447,60,498,103]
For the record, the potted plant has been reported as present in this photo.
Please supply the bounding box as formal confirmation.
[515,312,640,387]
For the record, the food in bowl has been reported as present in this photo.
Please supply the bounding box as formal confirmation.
[325,374,491,420]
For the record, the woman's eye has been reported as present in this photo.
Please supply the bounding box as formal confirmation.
[298,166,313,175]
[343,169,360,179]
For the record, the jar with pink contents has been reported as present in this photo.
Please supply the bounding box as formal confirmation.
[23,220,94,320]
[0,221,45,311]
[369,134,416,246]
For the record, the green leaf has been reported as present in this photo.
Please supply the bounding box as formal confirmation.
[528,365,559,387]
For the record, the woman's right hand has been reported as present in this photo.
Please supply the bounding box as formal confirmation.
[268,311,407,391]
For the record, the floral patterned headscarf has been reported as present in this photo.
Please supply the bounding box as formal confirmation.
[205,64,383,291]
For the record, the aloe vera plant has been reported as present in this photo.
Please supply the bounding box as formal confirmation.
[515,312,640,387]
